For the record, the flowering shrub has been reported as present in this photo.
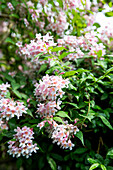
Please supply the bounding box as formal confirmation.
[0,0,113,170]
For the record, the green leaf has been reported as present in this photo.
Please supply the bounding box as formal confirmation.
[68,83,77,91]
[64,71,76,77]
[98,115,113,130]
[16,158,23,169]
[101,93,108,100]
[64,69,89,77]
[109,2,112,7]
[5,37,15,45]
[56,111,72,121]
[105,11,113,17]
[47,157,57,170]
[50,60,58,67]
[26,110,33,117]
[21,93,28,99]
[97,60,107,69]
[75,131,84,145]
[59,51,74,60]
[48,46,53,51]
[89,163,100,170]
[107,149,113,158]
[8,119,17,129]
[53,117,64,123]
[10,14,19,18]
[50,153,63,161]
[12,90,22,99]
[86,10,94,15]
[65,102,78,108]
[57,0,63,8]
[34,52,44,59]
[93,23,101,28]
[100,164,107,170]
[88,158,98,164]
[51,46,67,52]
[38,63,48,74]
[97,50,102,58]
[2,72,15,83]
[11,82,21,90]
[79,111,95,122]
[38,156,45,169]
[73,147,88,154]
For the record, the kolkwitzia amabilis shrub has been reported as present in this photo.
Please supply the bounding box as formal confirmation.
[7,126,39,158]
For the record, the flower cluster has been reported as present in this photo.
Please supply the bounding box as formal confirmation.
[46,11,68,36]
[34,75,69,117]
[37,119,79,150]
[24,0,92,36]
[37,100,62,117]
[7,126,39,158]
[24,18,29,27]
[0,118,8,130]
[63,0,91,10]
[57,31,106,60]
[0,98,27,121]
[97,24,113,49]
[19,33,56,69]
[0,83,28,130]
[35,75,69,101]
[7,2,14,11]
[0,82,10,99]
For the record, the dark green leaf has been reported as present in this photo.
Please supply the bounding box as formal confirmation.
[38,64,48,74]
[73,147,88,154]
[12,90,22,99]
[75,131,84,145]
[98,115,113,130]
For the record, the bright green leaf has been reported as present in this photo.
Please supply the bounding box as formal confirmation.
[53,117,64,123]
[100,164,107,170]
[51,46,67,52]
[107,149,113,158]
[88,158,98,164]
[56,111,72,121]
[89,163,100,170]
